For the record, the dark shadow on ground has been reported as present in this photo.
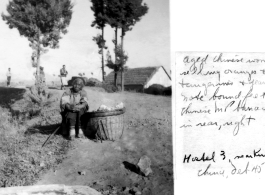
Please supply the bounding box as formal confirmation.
[25,122,96,142]
[123,161,143,176]
[0,87,26,107]
[26,124,62,136]
[47,86,60,90]
[25,111,98,142]
[80,112,97,140]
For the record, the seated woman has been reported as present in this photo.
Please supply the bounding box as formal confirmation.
[60,78,89,140]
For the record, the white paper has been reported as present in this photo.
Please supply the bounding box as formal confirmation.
[174,52,265,193]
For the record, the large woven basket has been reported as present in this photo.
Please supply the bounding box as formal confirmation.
[83,108,125,141]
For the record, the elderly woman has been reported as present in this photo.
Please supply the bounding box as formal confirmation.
[60,78,89,140]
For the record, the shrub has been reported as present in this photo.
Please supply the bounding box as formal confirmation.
[86,78,102,87]
[68,76,88,86]
[0,106,24,135]
[144,84,165,95]
[144,84,172,96]
[163,86,172,96]
[102,83,119,93]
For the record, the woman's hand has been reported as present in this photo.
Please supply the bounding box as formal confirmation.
[73,104,84,112]
[72,106,80,112]
[66,102,87,112]
[65,103,75,111]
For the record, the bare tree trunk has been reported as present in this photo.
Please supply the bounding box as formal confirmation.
[121,28,124,92]
[35,55,39,86]
[121,70,124,91]
[36,34,41,84]
[114,27,118,87]
[102,27,105,81]
[29,40,42,104]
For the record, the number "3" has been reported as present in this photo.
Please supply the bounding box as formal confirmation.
[220,151,226,160]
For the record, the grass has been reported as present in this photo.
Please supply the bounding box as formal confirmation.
[0,106,25,134]
[0,88,71,187]
[0,130,71,187]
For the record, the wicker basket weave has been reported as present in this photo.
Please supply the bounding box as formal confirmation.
[84,108,125,141]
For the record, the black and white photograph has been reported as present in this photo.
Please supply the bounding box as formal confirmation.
[0,0,172,194]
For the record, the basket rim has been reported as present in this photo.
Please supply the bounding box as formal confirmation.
[86,108,126,118]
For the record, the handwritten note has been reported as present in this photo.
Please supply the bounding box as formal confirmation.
[175,52,265,179]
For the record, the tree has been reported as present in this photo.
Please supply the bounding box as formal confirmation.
[106,44,128,86]
[104,0,148,91]
[119,0,148,91]
[91,0,108,81]
[2,0,73,84]
[104,0,123,86]
[92,33,108,79]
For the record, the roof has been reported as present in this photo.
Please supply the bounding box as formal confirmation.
[105,66,170,86]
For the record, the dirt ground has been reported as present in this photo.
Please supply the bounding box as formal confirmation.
[3,87,173,195]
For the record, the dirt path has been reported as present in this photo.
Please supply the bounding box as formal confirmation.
[36,88,173,195]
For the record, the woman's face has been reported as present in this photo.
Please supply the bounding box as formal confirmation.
[73,80,82,92]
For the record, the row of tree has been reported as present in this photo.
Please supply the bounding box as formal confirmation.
[1,0,148,91]
[90,0,148,90]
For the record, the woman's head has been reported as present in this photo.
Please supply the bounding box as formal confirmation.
[72,78,84,92]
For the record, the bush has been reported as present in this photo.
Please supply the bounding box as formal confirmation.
[144,84,172,96]
[86,78,102,87]
[102,83,119,93]
[68,76,88,86]
[163,86,172,96]
[0,106,24,135]
[144,84,165,95]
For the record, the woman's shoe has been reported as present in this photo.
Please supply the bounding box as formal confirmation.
[76,128,84,138]
[69,128,75,140]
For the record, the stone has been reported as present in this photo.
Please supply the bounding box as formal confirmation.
[78,170,86,175]
[102,190,109,195]
[132,187,139,192]
[142,188,151,195]
[129,186,142,195]
[137,156,152,176]
[114,145,122,151]
[122,187,130,193]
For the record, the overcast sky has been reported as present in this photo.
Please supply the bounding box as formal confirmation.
[0,0,170,83]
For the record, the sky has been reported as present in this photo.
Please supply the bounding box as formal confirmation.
[0,0,170,84]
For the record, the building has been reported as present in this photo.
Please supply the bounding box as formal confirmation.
[105,66,171,92]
